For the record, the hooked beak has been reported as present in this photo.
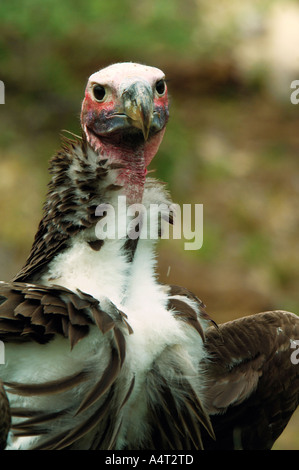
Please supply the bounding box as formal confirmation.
[121,81,154,141]
[83,78,168,148]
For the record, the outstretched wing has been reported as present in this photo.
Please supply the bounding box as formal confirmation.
[200,310,299,449]
[0,281,133,450]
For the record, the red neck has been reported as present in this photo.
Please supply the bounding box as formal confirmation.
[96,128,165,204]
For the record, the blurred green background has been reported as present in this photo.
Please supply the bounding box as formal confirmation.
[0,0,299,449]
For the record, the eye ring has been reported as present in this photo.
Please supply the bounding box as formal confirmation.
[155,79,166,96]
[93,84,106,102]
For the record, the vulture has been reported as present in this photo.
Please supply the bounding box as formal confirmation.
[0,62,298,451]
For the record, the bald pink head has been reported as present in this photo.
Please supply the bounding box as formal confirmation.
[80,62,169,202]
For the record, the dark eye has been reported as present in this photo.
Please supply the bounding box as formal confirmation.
[93,85,106,101]
[155,79,166,96]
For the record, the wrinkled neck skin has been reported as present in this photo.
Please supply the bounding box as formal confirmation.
[87,128,165,204]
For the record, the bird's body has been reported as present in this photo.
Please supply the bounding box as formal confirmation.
[0,62,298,450]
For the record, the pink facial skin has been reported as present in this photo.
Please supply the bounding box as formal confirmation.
[80,65,169,203]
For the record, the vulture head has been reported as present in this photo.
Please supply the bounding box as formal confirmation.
[80,62,169,202]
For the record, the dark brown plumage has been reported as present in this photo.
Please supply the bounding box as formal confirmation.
[13,135,111,283]
[201,311,299,449]
[0,280,132,450]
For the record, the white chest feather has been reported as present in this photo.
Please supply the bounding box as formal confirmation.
[4,183,207,450]
[40,235,185,353]
[41,236,130,306]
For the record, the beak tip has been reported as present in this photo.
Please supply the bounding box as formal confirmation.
[143,127,150,141]
[122,81,154,141]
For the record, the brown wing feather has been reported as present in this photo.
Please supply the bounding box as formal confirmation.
[167,284,218,333]
[200,310,299,449]
[0,281,132,449]
[0,281,132,348]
